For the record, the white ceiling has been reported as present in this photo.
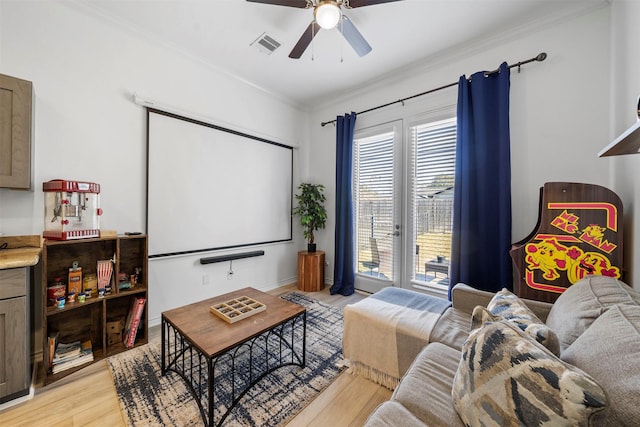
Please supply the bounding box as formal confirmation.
[74,0,604,109]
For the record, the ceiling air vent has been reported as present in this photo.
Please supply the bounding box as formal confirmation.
[251,33,282,55]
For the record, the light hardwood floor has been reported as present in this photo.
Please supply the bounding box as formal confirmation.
[0,285,391,426]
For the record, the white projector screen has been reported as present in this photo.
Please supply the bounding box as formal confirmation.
[146,109,293,258]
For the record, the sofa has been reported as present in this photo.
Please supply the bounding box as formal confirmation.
[353,275,640,426]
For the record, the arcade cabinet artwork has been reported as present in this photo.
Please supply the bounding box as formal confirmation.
[510,182,623,303]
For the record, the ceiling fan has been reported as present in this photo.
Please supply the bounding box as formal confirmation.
[247,0,403,59]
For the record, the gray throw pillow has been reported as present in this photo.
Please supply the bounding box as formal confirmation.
[545,275,640,351]
[561,304,640,426]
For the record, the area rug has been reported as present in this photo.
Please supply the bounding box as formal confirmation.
[108,293,345,426]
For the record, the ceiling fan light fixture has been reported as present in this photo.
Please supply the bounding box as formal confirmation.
[315,1,341,30]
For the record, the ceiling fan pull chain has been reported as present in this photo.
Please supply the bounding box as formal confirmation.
[340,17,344,63]
[312,21,315,61]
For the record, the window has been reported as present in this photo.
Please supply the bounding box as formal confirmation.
[409,117,456,290]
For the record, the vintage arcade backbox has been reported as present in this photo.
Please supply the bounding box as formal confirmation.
[510,182,623,303]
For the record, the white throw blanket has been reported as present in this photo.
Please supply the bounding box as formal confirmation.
[343,287,451,389]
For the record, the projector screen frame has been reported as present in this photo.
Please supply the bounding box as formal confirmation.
[145,108,294,258]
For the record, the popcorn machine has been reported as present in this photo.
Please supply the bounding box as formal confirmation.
[43,179,102,240]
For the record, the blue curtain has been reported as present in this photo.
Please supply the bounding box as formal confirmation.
[449,62,512,297]
[331,112,357,296]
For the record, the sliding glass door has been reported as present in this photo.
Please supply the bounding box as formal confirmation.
[353,114,456,294]
[353,122,402,294]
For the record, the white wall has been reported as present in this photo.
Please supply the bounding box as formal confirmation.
[610,0,640,286]
[0,1,309,334]
[309,5,614,286]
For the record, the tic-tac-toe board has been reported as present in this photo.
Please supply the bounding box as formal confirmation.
[210,296,266,323]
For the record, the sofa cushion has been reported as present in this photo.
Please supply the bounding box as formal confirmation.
[364,401,428,427]
[487,288,560,355]
[561,304,640,426]
[452,319,607,427]
[546,275,640,351]
[392,342,464,426]
[430,307,472,351]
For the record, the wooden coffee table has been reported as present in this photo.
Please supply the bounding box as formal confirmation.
[161,287,306,427]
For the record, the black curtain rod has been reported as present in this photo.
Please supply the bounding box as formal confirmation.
[321,52,548,127]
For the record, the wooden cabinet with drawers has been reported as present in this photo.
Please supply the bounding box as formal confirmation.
[0,267,30,403]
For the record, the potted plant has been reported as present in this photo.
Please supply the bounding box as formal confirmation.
[292,183,327,253]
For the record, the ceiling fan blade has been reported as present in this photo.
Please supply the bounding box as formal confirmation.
[346,0,403,8]
[338,16,372,57]
[289,21,321,59]
[246,0,310,8]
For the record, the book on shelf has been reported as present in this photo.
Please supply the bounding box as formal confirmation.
[123,296,146,349]
[48,332,59,369]
[51,340,94,374]
[53,340,83,364]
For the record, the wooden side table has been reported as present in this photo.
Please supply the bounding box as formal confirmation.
[425,259,450,279]
[297,250,325,292]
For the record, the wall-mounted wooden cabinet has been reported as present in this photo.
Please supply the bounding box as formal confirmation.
[0,73,33,189]
[40,235,148,384]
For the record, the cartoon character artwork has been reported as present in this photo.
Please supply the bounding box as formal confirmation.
[580,224,617,253]
[525,238,569,281]
[571,251,618,282]
[510,183,623,302]
[525,237,620,292]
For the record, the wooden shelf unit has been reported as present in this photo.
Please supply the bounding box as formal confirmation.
[40,235,148,384]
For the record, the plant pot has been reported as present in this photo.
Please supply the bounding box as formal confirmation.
[307,243,317,253]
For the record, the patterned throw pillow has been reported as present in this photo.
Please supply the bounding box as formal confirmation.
[470,304,496,330]
[452,315,607,427]
[487,288,561,356]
